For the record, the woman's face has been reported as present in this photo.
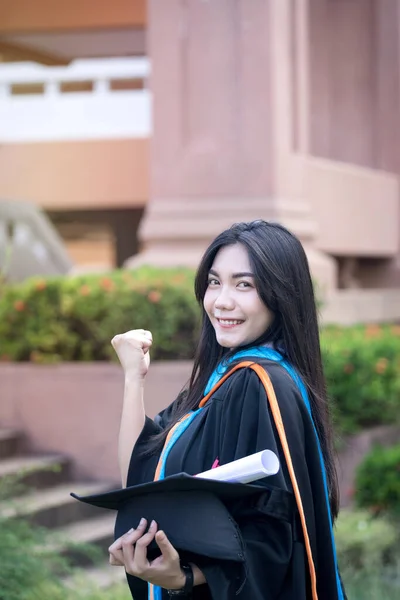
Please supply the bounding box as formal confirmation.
[203,243,273,349]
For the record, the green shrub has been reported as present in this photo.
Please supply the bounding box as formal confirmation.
[0,267,199,363]
[321,325,400,434]
[335,509,399,569]
[341,565,400,600]
[355,444,400,516]
[0,475,69,600]
[336,509,400,598]
[0,474,116,600]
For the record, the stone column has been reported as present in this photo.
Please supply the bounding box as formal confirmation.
[357,0,400,288]
[375,0,400,174]
[133,0,337,291]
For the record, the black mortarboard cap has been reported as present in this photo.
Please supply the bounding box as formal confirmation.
[71,473,292,563]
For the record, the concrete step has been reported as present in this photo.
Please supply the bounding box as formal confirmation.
[0,429,21,459]
[0,453,70,489]
[0,481,114,529]
[51,513,116,567]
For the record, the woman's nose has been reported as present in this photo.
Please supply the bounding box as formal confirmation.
[214,288,235,310]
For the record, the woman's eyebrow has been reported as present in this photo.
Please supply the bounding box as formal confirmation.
[208,269,255,279]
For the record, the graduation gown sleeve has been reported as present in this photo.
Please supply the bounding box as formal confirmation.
[125,396,179,487]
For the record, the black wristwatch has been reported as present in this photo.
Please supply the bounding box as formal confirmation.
[167,561,194,597]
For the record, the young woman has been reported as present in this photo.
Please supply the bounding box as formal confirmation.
[108,220,346,600]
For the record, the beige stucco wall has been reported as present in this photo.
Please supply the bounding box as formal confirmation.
[306,157,399,257]
[0,362,190,482]
[0,138,149,211]
[0,0,146,34]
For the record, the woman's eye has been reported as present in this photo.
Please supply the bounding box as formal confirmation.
[208,278,219,286]
[238,281,252,288]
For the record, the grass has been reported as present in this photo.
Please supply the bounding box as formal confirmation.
[72,583,131,600]
[19,581,132,600]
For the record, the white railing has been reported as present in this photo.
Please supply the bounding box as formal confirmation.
[0,57,152,142]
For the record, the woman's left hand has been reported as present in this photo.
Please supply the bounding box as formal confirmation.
[108,518,186,590]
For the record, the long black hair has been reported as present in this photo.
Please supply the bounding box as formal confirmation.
[148,220,340,519]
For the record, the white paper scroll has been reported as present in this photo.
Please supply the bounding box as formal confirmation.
[195,450,280,484]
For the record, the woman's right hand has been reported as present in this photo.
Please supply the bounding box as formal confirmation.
[111,329,153,381]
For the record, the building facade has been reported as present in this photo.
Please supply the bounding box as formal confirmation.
[1,0,400,323]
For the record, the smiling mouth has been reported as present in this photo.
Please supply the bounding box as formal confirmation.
[216,318,245,327]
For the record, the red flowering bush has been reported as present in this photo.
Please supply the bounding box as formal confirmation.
[0,267,198,362]
[321,325,400,434]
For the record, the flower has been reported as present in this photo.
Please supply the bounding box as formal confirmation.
[375,358,388,374]
[14,300,25,312]
[365,324,382,338]
[148,290,162,303]
[80,285,91,296]
[100,278,115,292]
[35,280,47,291]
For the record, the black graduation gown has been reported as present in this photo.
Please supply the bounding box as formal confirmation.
[122,359,344,600]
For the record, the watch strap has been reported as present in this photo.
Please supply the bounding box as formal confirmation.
[167,561,194,597]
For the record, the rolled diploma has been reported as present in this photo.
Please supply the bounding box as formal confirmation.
[195,450,280,484]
